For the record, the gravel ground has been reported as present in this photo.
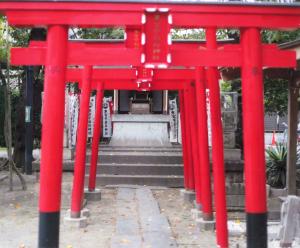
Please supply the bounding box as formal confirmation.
[0,171,294,248]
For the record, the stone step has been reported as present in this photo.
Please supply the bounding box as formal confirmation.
[88,147,241,157]
[98,145,241,158]
[98,146,183,152]
[98,151,182,156]
[86,163,183,176]
[86,149,240,163]
[89,174,184,187]
[33,159,243,174]
[87,153,183,164]
[88,152,241,165]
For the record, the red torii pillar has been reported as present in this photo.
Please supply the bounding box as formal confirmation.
[184,88,195,192]
[179,90,191,190]
[87,82,104,195]
[206,28,228,248]
[241,28,267,248]
[70,66,92,217]
[188,83,202,207]
[195,67,213,220]
[38,25,68,248]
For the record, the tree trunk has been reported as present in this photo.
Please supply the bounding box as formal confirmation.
[0,65,26,190]
[12,79,25,168]
[13,28,46,169]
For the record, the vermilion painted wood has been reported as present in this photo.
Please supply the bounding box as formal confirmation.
[195,67,213,220]
[188,82,202,205]
[66,68,195,82]
[37,25,68,248]
[241,28,267,248]
[11,47,141,66]
[137,67,153,82]
[91,80,186,91]
[206,28,228,248]
[10,44,296,68]
[1,2,300,29]
[39,25,68,212]
[26,39,290,50]
[179,90,189,189]
[66,68,137,81]
[142,10,170,67]
[242,28,267,214]
[70,66,92,217]
[88,83,104,192]
[184,88,195,191]
[125,28,141,49]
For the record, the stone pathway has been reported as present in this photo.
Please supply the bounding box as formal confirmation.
[111,187,177,248]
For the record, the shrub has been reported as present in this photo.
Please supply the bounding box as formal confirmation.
[266,143,288,188]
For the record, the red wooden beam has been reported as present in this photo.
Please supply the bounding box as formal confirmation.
[66,68,194,82]
[1,2,300,29]
[66,68,137,81]
[89,80,186,91]
[153,69,194,80]
[67,68,190,90]
[10,44,296,68]
[32,40,215,50]
[11,46,141,66]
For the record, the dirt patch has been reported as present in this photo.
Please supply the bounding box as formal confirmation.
[0,172,117,248]
[153,188,246,248]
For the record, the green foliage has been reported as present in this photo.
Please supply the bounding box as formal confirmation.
[266,143,287,188]
[265,143,294,188]
[262,29,300,44]
[223,77,288,116]
[217,29,240,41]
[0,16,30,64]
[264,78,288,117]
[0,85,5,146]
[220,80,232,92]
[72,28,124,39]
[0,16,7,64]
[172,29,205,40]
[171,28,240,41]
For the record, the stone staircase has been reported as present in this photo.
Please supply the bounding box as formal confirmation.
[33,145,284,218]
[85,145,184,187]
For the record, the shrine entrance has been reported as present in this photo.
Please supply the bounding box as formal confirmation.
[111,89,170,146]
[1,1,300,248]
[115,90,168,114]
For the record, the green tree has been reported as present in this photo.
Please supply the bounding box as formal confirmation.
[71,27,124,39]
[262,29,300,44]
[261,29,300,116]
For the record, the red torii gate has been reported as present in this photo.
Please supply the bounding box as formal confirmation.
[64,65,216,245]
[1,1,300,248]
